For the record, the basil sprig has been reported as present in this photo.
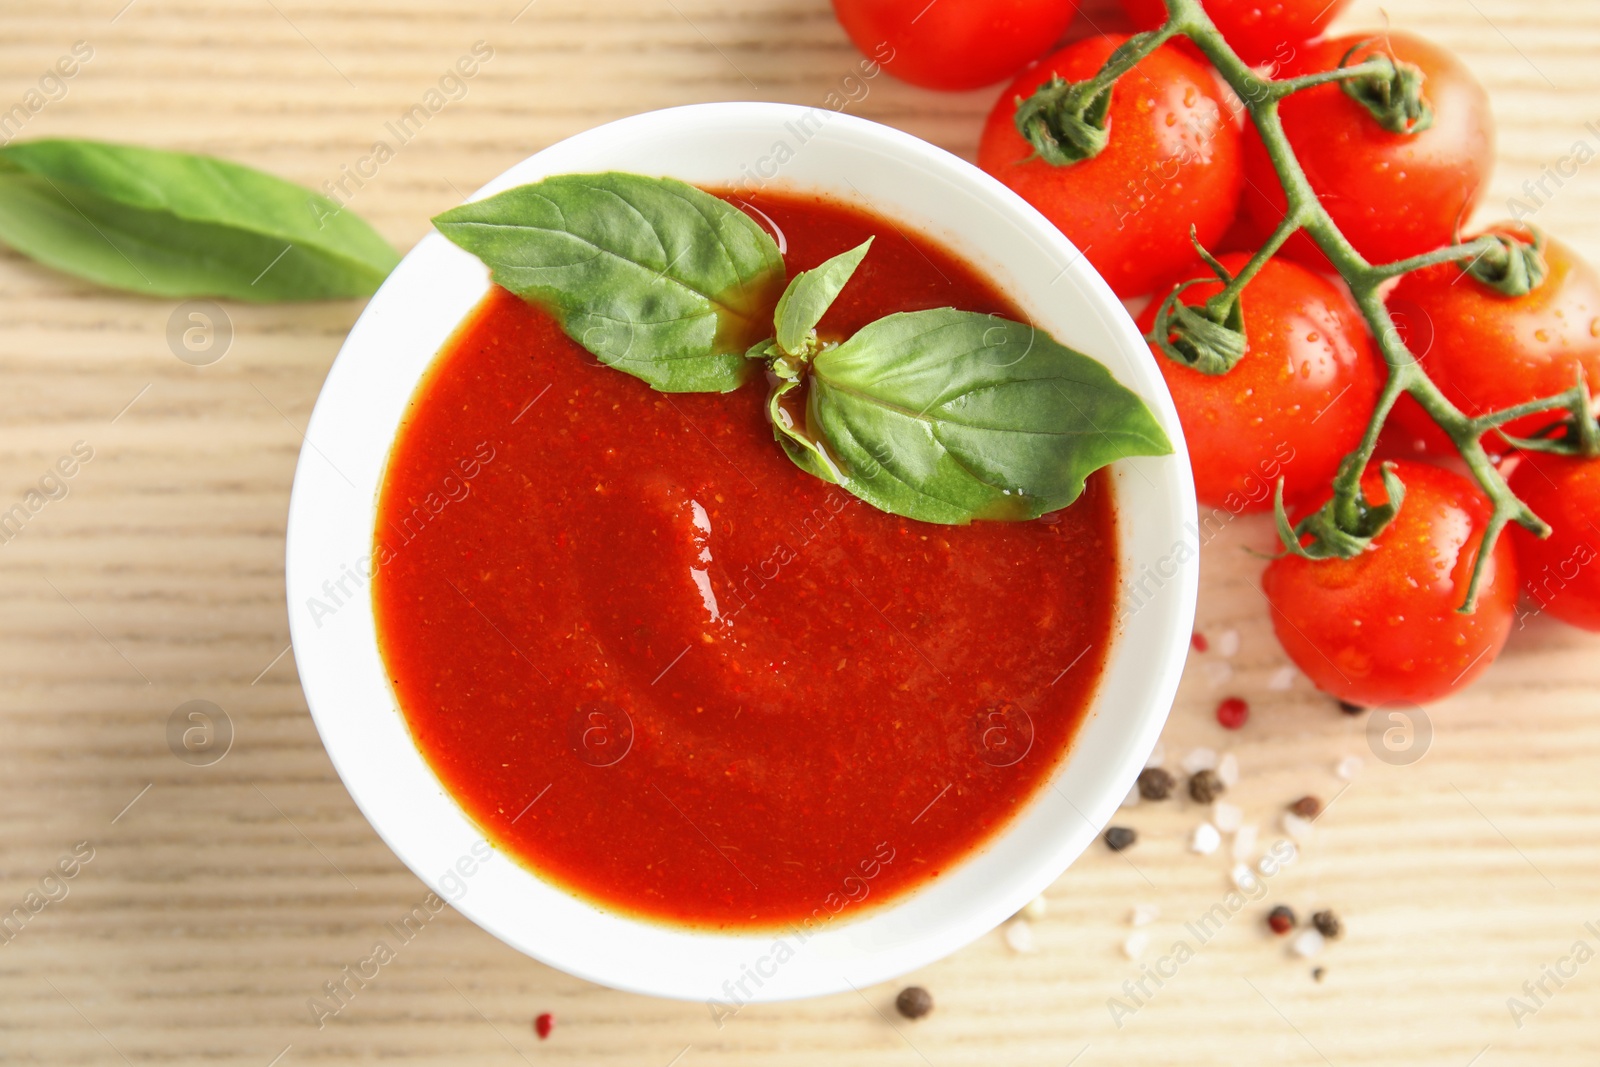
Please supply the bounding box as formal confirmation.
[435,173,785,393]
[437,172,1172,523]
[0,139,398,301]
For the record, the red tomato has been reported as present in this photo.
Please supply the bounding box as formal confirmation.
[1508,451,1600,631]
[1139,252,1384,510]
[1388,225,1600,456]
[831,0,1080,91]
[1263,460,1517,705]
[978,35,1243,298]
[1118,0,1352,67]
[1237,32,1494,269]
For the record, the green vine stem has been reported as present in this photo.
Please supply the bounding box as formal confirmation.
[1040,0,1580,613]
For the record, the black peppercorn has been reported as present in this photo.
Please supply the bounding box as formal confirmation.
[1137,766,1174,800]
[1104,826,1138,852]
[1188,768,1225,804]
[1312,910,1343,939]
[895,986,934,1020]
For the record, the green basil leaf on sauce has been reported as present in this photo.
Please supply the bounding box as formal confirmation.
[434,172,786,393]
[795,308,1172,523]
[0,139,399,301]
[773,237,872,357]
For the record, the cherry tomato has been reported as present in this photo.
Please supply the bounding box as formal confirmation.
[1263,460,1517,705]
[978,35,1243,298]
[1118,0,1352,67]
[1139,252,1384,510]
[831,0,1080,91]
[1388,225,1600,456]
[1508,451,1600,631]
[1237,31,1494,269]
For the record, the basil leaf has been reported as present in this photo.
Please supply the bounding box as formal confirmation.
[434,173,785,393]
[0,139,399,301]
[773,237,872,356]
[797,308,1172,523]
[768,377,844,485]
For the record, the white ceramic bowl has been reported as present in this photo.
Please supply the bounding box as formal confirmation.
[286,102,1197,1003]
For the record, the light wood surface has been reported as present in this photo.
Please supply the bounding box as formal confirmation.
[3,0,1599,1063]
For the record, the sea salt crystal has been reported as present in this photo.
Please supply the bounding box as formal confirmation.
[1181,747,1218,774]
[1145,742,1166,769]
[1291,928,1325,958]
[1232,824,1258,861]
[1122,931,1150,959]
[1129,903,1160,927]
[1216,628,1240,657]
[1281,812,1315,843]
[1230,863,1259,892]
[1212,800,1243,832]
[1021,895,1048,921]
[1217,752,1239,787]
[1267,665,1296,691]
[1204,660,1235,687]
[1004,919,1038,954]
[1190,822,1221,855]
[1121,784,1141,809]
[1337,755,1365,781]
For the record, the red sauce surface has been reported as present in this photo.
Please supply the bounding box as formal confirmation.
[373,191,1119,929]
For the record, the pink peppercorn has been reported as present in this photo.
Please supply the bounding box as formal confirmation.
[1216,696,1249,730]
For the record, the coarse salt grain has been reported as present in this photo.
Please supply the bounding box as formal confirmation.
[1021,895,1048,921]
[1004,919,1038,954]
[1217,752,1239,787]
[1204,660,1235,687]
[1181,747,1218,774]
[1232,825,1258,860]
[1267,665,1295,691]
[1337,755,1364,781]
[1121,784,1141,808]
[1130,903,1160,926]
[1145,742,1165,769]
[1122,931,1150,959]
[1213,800,1243,832]
[1190,822,1222,855]
[1216,628,1240,657]
[1230,863,1259,891]
[1281,812,1315,843]
[1291,928,1325,958]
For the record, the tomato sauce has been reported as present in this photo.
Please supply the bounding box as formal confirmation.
[372,190,1119,929]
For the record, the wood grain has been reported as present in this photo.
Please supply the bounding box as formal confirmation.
[1,0,1598,1063]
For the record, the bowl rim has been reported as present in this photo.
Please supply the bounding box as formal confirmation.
[286,100,1198,1003]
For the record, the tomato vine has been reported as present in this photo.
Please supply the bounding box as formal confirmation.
[1014,0,1594,613]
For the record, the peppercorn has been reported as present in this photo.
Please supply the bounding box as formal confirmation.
[1312,966,1326,982]
[534,1013,554,1039]
[1104,826,1138,852]
[1312,910,1343,939]
[1337,700,1364,716]
[895,986,934,1020]
[1137,766,1175,800]
[1290,795,1323,819]
[1216,696,1249,730]
[1267,905,1296,935]
[1188,768,1225,804]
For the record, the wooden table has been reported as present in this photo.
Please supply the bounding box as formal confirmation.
[4,0,1598,1063]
